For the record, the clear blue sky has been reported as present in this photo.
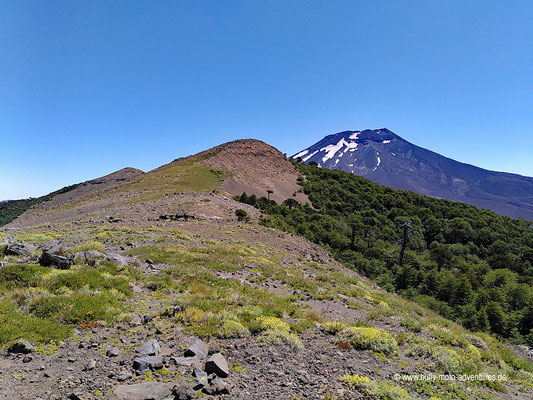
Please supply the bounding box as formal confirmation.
[1,1,532,200]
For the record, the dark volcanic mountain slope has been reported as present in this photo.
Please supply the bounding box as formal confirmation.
[292,129,533,220]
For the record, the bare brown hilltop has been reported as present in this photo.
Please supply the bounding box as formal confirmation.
[190,139,308,204]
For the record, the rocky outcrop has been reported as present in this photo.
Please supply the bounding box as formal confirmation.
[38,241,74,269]
[104,252,129,266]
[73,250,104,266]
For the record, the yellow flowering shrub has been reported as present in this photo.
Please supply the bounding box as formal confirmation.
[378,300,390,309]
[177,307,206,324]
[407,342,481,375]
[340,374,374,390]
[254,316,303,349]
[340,374,415,400]
[218,319,250,338]
[341,326,399,354]
[436,347,461,374]
[466,343,481,359]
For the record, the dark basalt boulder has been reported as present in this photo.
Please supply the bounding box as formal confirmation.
[39,250,74,269]
[5,241,37,256]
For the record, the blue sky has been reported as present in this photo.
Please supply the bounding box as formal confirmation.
[1,1,532,200]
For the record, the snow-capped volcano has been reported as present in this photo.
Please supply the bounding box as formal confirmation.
[292,129,533,220]
[292,129,400,173]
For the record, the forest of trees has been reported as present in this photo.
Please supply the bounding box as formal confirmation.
[237,162,533,345]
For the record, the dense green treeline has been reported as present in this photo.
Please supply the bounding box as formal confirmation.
[0,184,80,226]
[237,163,533,345]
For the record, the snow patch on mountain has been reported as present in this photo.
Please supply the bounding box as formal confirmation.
[345,142,358,150]
[293,149,309,159]
[302,150,318,162]
[320,138,358,163]
[371,156,381,172]
[321,140,345,162]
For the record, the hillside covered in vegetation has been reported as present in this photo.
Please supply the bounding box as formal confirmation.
[238,162,533,345]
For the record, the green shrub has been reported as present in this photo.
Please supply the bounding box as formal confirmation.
[406,342,433,358]
[15,232,59,243]
[95,232,113,240]
[289,319,315,333]
[237,305,264,322]
[29,290,124,323]
[41,266,131,294]
[407,342,482,375]
[235,209,250,222]
[0,261,134,345]
[0,264,48,289]
[435,347,462,374]
[322,321,348,335]
[400,318,422,332]
[67,241,104,254]
[0,310,72,345]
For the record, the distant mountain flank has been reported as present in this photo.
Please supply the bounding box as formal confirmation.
[292,129,533,220]
[0,167,144,227]
[0,183,82,226]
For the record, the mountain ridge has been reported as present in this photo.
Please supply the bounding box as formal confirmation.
[3,139,306,227]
